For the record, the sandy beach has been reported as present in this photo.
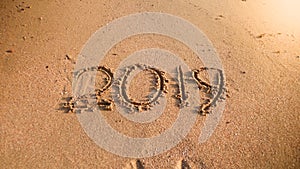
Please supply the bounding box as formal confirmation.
[1,0,299,168]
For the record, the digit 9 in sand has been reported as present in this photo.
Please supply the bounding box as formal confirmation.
[72,12,226,158]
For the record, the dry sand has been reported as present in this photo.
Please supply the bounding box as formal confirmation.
[1,0,299,168]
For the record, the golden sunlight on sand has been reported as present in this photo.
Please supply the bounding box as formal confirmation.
[270,0,300,33]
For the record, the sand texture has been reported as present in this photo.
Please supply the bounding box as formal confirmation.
[1,0,299,168]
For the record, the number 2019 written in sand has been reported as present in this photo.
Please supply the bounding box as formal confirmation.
[63,64,225,116]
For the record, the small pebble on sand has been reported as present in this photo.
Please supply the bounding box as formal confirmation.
[65,54,71,60]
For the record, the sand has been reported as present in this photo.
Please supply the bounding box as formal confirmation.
[1,0,299,168]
